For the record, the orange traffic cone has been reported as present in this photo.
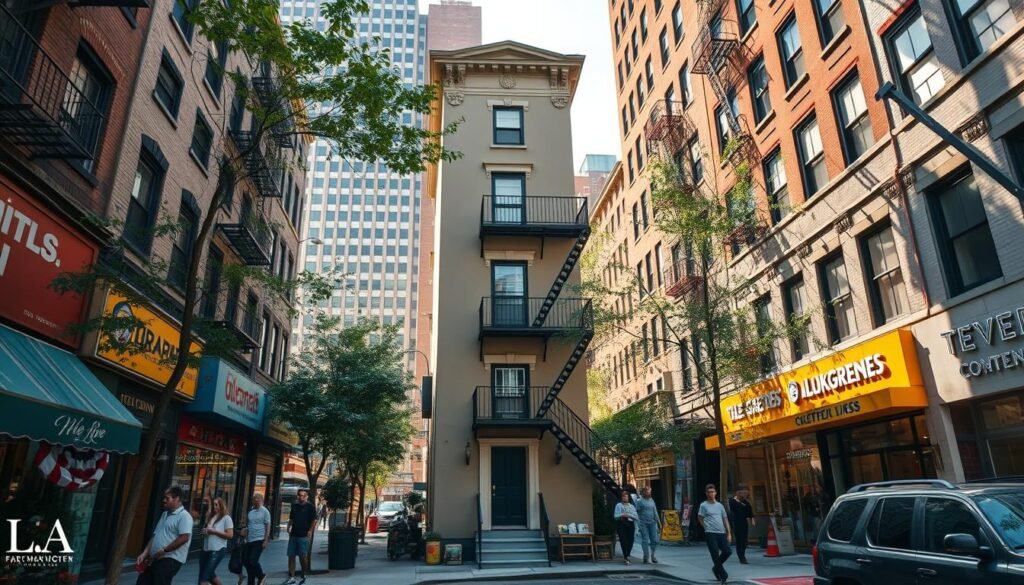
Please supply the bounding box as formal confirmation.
[764,523,780,557]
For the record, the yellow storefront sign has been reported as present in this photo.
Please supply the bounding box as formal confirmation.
[96,291,202,398]
[707,330,926,449]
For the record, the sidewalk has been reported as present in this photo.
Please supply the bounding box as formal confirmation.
[87,530,814,585]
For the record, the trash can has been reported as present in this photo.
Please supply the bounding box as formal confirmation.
[328,527,359,569]
[368,515,379,533]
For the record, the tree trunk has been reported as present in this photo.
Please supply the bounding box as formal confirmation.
[358,477,367,544]
[699,246,729,504]
[303,450,326,571]
[104,170,225,585]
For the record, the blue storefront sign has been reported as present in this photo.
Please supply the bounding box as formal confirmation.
[188,357,267,431]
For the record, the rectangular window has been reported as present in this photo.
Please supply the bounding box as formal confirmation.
[154,52,184,118]
[948,0,1018,60]
[820,253,856,344]
[640,8,649,41]
[124,148,164,254]
[679,62,692,105]
[833,71,874,163]
[63,45,112,172]
[672,2,684,43]
[645,57,655,91]
[200,245,223,319]
[642,324,650,362]
[204,40,228,97]
[715,90,739,156]
[886,7,945,104]
[628,150,635,182]
[493,106,524,145]
[928,170,1002,295]
[748,55,771,123]
[796,115,827,195]
[659,27,670,67]
[622,105,629,136]
[168,198,198,290]
[172,0,197,42]
[814,0,846,44]
[631,29,639,61]
[229,75,245,135]
[861,224,910,326]
[783,276,809,360]
[754,295,775,374]
[737,0,756,35]
[651,317,660,357]
[617,61,624,90]
[190,110,213,169]
[629,93,636,123]
[654,242,664,286]
[632,203,641,240]
[778,14,806,87]
[259,310,271,370]
[635,136,644,170]
[689,137,703,183]
[492,172,526,224]
[764,149,789,224]
[636,76,645,108]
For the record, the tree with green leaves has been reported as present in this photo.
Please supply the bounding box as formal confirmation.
[581,137,813,502]
[52,1,456,581]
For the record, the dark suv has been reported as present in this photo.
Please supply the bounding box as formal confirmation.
[813,479,1024,585]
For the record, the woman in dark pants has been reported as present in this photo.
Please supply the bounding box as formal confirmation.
[613,490,639,565]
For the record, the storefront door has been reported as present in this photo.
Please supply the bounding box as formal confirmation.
[491,447,526,526]
[772,435,827,546]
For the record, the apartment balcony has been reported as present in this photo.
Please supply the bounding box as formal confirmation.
[479,297,593,340]
[691,23,739,75]
[480,196,588,238]
[0,5,105,159]
[230,130,282,198]
[251,75,295,148]
[217,210,272,266]
[644,100,694,157]
[663,258,704,299]
[473,386,552,436]
[212,307,261,351]
[723,221,767,247]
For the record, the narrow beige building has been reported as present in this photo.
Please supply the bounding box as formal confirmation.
[425,41,619,567]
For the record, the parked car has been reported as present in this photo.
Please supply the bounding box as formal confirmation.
[813,479,1024,585]
[372,501,406,531]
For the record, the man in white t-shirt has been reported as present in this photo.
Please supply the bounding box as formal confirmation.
[136,486,194,585]
[241,493,272,585]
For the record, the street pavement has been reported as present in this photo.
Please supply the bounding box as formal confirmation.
[85,529,814,585]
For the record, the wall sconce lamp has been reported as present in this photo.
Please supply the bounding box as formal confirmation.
[464,442,471,466]
[555,443,563,465]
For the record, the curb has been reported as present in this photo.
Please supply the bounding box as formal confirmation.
[416,567,694,584]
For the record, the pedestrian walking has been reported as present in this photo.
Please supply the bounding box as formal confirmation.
[635,486,662,563]
[728,486,754,564]
[698,484,733,584]
[135,486,194,585]
[285,488,317,584]
[318,497,328,530]
[199,497,234,585]
[241,493,271,585]
[613,490,638,565]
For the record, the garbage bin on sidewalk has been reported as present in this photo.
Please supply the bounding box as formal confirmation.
[368,515,379,533]
[328,527,360,569]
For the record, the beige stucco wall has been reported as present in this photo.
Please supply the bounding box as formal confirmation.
[429,49,595,539]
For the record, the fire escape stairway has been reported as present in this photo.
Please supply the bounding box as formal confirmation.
[545,397,622,497]
[531,224,591,327]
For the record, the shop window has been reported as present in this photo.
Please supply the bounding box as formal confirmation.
[819,253,856,344]
[861,223,909,326]
[827,498,868,542]
[923,498,983,553]
[867,497,915,549]
[927,169,1002,296]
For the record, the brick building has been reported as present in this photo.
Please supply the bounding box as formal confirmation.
[593,0,1024,549]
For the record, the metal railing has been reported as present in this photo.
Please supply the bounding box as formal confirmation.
[644,100,695,155]
[0,5,105,159]
[230,129,282,198]
[538,492,552,565]
[480,196,588,228]
[479,297,593,332]
[251,75,295,148]
[217,208,272,266]
[662,257,703,298]
[473,386,549,422]
[476,493,483,569]
[691,21,739,75]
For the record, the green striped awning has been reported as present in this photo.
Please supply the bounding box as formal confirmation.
[0,324,142,453]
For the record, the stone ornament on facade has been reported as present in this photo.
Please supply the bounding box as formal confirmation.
[834,212,853,234]
[550,66,570,109]
[956,113,990,143]
[499,73,516,89]
[443,63,466,107]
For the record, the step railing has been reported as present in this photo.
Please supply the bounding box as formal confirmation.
[538,492,552,565]
[476,493,483,569]
[546,397,623,496]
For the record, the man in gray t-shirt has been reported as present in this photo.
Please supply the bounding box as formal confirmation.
[242,493,272,585]
[698,484,732,584]
[136,486,193,585]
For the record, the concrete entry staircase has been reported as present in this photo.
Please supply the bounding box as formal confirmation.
[477,529,550,568]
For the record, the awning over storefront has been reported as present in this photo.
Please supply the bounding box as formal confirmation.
[0,324,142,453]
[188,357,267,432]
[707,329,928,449]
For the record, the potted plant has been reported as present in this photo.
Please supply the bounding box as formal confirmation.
[322,474,355,570]
[423,531,443,565]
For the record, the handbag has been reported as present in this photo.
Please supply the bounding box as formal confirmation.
[228,537,244,574]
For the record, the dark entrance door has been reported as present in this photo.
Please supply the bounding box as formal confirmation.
[491,446,527,526]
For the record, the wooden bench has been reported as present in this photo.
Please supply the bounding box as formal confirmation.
[558,533,595,562]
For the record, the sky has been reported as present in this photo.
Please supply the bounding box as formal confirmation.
[417,0,621,172]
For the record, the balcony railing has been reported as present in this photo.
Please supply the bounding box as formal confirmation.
[0,5,105,159]
[644,100,694,156]
[480,196,588,237]
[691,22,739,75]
[251,75,295,148]
[230,130,282,198]
[479,297,593,337]
[663,258,704,299]
[212,306,261,351]
[217,210,272,266]
[473,386,551,427]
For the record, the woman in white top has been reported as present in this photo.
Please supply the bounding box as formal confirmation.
[199,497,234,585]
[613,490,639,565]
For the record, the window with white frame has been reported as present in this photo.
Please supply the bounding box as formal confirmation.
[783,276,809,361]
[748,55,771,123]
[493,106,524,145]
[796,115,827,195]
[778,14,805,87]
[814,0,845,45]
[820,253,856,344]
[861,224,909,326]
[737,0,756,35]
[679,62,692,104]
[887,7,945,104]
[764,149,789,224]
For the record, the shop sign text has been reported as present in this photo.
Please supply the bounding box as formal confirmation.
[5,519,73,566]
[794,400,862,427]
[53,414,107,447]
[940,307,1024,379]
